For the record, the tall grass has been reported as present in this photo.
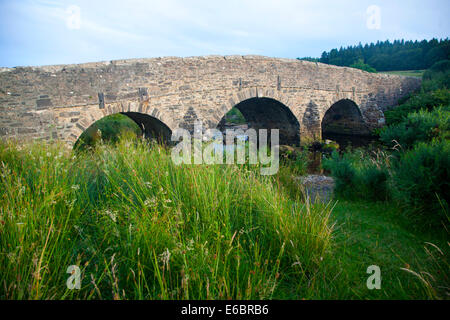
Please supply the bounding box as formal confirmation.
[0,138,332,299]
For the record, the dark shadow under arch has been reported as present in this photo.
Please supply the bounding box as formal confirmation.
[322,99,370,138]
[121,112,172,143]
[218,97,300,146]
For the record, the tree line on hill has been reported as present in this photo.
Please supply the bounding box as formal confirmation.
[299,38,450,71]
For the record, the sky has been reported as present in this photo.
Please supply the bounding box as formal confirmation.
[0,0,449,67]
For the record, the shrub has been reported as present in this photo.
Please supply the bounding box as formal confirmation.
[422,59,450,92]
[391,140,450,227]
[323,151,357,199]
[349,59,377,73]
[324,140,450,228]
[358,163,390,202]
[279,145,310,176]
[291,149,310,176]
[380,107,450,149]
[323,150,391,201]
[384,89,450,125]
[422,72,450,92]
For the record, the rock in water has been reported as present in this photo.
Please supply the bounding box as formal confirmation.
[295,174,335,203]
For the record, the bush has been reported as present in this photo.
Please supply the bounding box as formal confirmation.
[384,89,450,125]
[323,151,357,199]
[422,60,450,92]
[279,145,310,176]
[391,140,450,227]
[380,107,450,149]
[358,164,390,202]
[324,140,450,228]
[323,150,391,202]
[349,59,377,73]
[423,59,450,77]
[291,149,310,176]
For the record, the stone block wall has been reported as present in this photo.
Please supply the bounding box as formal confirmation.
[0,55,421,146]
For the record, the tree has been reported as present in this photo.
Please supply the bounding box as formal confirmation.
[349,59,377,73]
[316,38,450,71]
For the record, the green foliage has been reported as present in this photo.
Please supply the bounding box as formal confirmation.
[322,140,340,153]
[384,89,450,125]
[358,164,390,201]
[323,151,356,199]
[391,141,450,227]
[0,138,332,299]
[328,200,449,299]
[376,61,450,226]
[349,59,376,73]
[291,153,309,176]
[380,107,450,149]
[422,60,450,92]
[384,60,450,127]
[279,146,309,176]
[325,139,450,228]
[424,59,450,74]
[323,150,390,201]
[318,38,450,71]
[0,138,448,299]
[74,113,141,150]
[222,107,246,124]
[296,57,320,63]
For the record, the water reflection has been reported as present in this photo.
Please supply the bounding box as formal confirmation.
[308,151,323,174]
[323,133,378,149]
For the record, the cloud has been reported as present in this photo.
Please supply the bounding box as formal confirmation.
[0,0,448,66]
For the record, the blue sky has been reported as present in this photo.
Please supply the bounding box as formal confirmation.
[0,0,449,67]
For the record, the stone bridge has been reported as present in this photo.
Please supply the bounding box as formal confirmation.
[0,55,421,146]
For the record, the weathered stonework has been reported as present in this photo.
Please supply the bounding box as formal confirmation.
[0,55,421,146]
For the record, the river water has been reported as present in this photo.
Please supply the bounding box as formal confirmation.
[322,133,379,149]
[210,125,378,174]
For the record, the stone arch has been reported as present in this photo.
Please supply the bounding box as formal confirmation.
[67,100,174,146]
[216,89,300,145]
[122,112,172,143]
[321,98,371,139]
[210,87,290,128]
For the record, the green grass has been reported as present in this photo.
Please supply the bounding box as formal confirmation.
[0,139,448,299]
[0,139,332,299]
[325,201,448,299]
[379,70,425,78]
